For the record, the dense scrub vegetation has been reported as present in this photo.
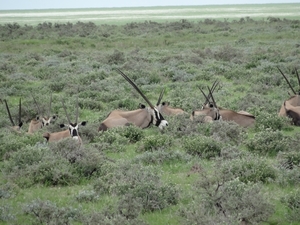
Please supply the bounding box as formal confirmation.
[1,13,300,224]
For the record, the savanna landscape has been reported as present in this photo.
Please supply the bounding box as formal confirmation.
[1,3,300,225]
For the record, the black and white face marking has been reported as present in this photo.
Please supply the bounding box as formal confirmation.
[61,121,87,140]
[41,115,57,126]
[152,107,168,129]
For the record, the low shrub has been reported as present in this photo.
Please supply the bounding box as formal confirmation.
[218,154,277,183]
[281,189,300,222]
[245,129,288,156]
[137,134,172,152]
[0,204,15,222]
[75,190,99,203]
[93,163,179,213]
[23,199,83,225]
[133,149,192,165]
[122,125,144,143]
[179,176,274,224]
[254,111,291,131]
[182,135,222,159]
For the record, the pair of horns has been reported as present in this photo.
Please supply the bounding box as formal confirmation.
[278,67,300,95]
[199,85,218,109]
[157,88,165,106]
[116,69,156,109]
[202,79,219,106]
[61,94,79,124]
[4,98,21,126]
[32,92,53,116]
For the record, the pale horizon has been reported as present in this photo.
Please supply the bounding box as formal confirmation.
[1,0,300,10]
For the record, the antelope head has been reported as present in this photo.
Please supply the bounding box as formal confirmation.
[60,96,87,141]
[116,69,168,130]
[4,98,23,132]
[28,93,57,133]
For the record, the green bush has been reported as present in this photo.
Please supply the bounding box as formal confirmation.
[281,189,300,222]
[183,135,222,159]
[254,111,291,131]
[245,129,288,156]
[93,163,179,213]
[219,154,277,183]
[137,134,172,152]
[180,177,274,224]
[122,125,144,143]
[0,204,15,222]
[23,199,83,225]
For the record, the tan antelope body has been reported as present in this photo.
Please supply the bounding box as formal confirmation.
[191,82,255,127]
[155,88,186,116]
[278,67,300,118]
[43,97,87,145]
[28,93,57,134]
[219,109,255,128]
[190,86,220,123]
[282,100,300,126]
[3,99,23,132]
[157,102,186,116]
[98,69,168,132]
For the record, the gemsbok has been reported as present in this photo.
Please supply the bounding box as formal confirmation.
[283,100,300,126]
[98,69,168,131]
[43,96,87,144]
[191,86,255,128]
[28,93,57,134]
[190,86,221,123]
[277,67,300,117]
[3,98,23,132]
[156,88,186,116]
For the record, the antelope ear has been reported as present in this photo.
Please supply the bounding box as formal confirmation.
[60,124,66,128]
[139,103,146,109]
[19,122,23,128]
[162,102,166,106]
[36,116,40,120]
[52,115,57,120]
[80,121,87,126]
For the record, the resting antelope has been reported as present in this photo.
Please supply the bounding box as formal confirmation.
[28,93,57,134]
[3,99,23,132]
[98,69,168,131]
[156,89,186,116]
[43,97,87,144]
[277,67,300,117]
[190,86,220,123]
[191,86,255,127]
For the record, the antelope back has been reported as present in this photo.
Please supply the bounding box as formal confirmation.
[219,109,255,128]
[158,102,185,116]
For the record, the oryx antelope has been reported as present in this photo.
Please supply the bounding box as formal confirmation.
[98,69,168,131]
[191,85,255,127]
[277,67,300,117]
[190,86,220,123]
[156,89,186,116]
[43,97,87,144]
[28,93,57,134]
[3,99,23,132]
[283,100,300,126]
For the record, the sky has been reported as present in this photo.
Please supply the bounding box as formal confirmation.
[1,0,300,10]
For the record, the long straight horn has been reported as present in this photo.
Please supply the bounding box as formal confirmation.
[204,80,219,105]
[156,88,165,106]
[116,68,155,108]
[49,93,52,117]
[75,95,79,124]
[295,68,300,92]
[18,98,22,124]
[61,98,71,124]
[199,88,211,106]
[207,86,217,108]
[31,93,41,116]
[4,100,15,126]
[277,67,296,95]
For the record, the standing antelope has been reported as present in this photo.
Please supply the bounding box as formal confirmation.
[3,99,23,132]
[277,67,300,117]
[156,88,186,116]
[43,96,87,145]
[98,69,168,131]
[28,93,57,134]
